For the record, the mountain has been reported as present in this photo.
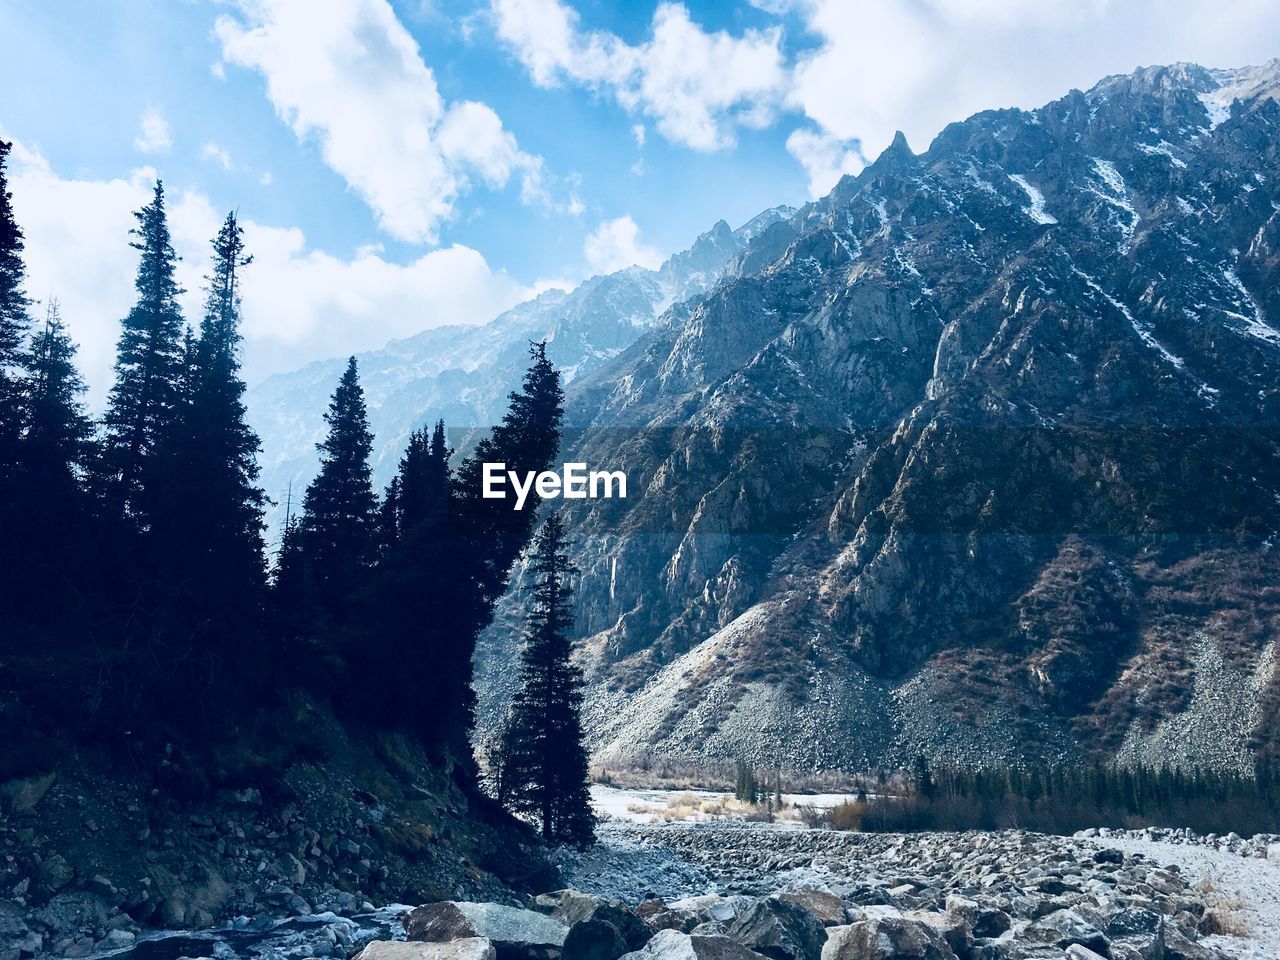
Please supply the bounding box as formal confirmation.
[245,208,795,536]
[476,61,1280,774]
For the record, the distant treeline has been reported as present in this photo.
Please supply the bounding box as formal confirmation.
[0,140,563,793]
[823,756,1280,836]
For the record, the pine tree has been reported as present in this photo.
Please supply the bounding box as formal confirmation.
[435,342,563,753]
[22,299,93,484]
[101,180,186,528]
[499,513,595,845]
[0,140,32,493]
[299,357,377,616]
[378,475,402,555]
[10,299,95,598]
[161,212,266,595]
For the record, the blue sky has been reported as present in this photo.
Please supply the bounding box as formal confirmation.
[1,0,1277,400]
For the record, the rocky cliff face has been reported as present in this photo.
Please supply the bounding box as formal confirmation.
[477,61,1280,772]
[245,208,794,534]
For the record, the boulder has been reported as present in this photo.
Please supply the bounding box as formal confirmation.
[1024,910,1109,956]
[34,855,74,898]
[776,890,850,927]
[1161,928,1219,960]
[670,896,749,925]
[1,772,57,814]
[536,889,651,950]
[357,939,497,960]
[1106,908,1162,939]
[406,902,569,960]
[1065,947,1108,960]
[620,929,769,960]
[726,899,828,960]
[564,919,629,960]
[820,916,957,960]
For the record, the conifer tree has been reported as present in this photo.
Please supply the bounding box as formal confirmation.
[101,181,186,527]
[435,342,563,751]
[22,299,93,485]
[162,212,266,594]
[11,299,95,596]
[0,140,31,490]
[378,475,402,554]
[299,357,377,616]
[499,513,595,845]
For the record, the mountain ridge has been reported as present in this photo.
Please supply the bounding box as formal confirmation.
[245,206,796,534]
[474,58,1280,773]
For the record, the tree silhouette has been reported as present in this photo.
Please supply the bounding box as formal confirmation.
[499,513,595,845]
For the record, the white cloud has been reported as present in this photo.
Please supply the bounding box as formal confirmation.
[786,0,1280,166]
[134,108,172,154]
[583,216,662,275]
[200,142,235,170]
[785,126,862,198]
[496,0,1280,194]
[492,0,788,151]
[6,141,534,405]
[216,0,545,244]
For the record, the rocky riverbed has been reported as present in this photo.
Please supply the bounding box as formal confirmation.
[7,820,1277,959]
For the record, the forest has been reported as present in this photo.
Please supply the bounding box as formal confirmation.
[0,140,592,844]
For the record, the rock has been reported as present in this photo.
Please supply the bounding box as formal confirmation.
[1106,908,1162,938]
[620,929,769,960]
[1065,948,1107,960]
[670,896,747,925]
[95,930,137,951]
[820,916,957,960]
[1024,909,1109,956]
[357,939,498,960]
[776,890,849,926]
[904,911,969,957]
[1161,928,1219,960]
[537,889,651,950]
[0,772,57,813]
[34,855,74,897]
[564,919,629,960]
[405,902,569,960]
[725,898,828,960]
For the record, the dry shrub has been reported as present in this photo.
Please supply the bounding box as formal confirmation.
[1193,873,1250,938]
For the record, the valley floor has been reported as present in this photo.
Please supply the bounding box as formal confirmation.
[54,800,1280,959]
[558,816,1280,960]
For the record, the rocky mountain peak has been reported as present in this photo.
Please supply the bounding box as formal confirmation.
[476,59,1280,774]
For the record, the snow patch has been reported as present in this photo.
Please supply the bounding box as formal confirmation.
[1008,174,1057,224]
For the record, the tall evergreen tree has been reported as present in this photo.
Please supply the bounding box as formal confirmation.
[434,341,563,753]
[101,180,186,528]
[8,299,96,602]
[299,357,377,616]
[499,513,594,845]
[0,140,32,494]
[160,212,266,595]
[22,299,93,484]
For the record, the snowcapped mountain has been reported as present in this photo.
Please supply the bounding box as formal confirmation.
[245,207,795,535]
[476,60,1280,773]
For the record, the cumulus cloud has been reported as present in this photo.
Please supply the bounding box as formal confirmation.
[491,0,788,151]
[786,0,1280,170]
[494,0,1280,195]
[583,216,662,275]
[215,0,544,244]
[134,108,172,154]
[6,141,534,405]
[785,126,862,198]
[200,142,234,170]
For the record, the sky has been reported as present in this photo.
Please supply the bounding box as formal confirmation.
[1,0,1278,403]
